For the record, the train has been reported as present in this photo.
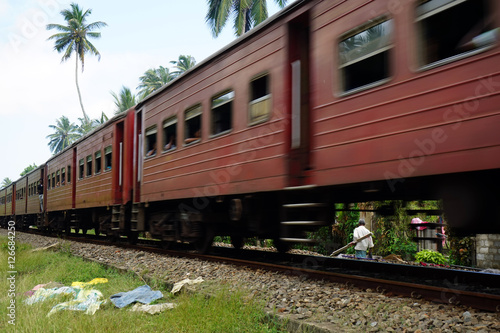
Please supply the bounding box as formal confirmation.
[2,0,500,251]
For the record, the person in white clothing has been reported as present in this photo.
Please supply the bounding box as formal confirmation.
[351,219,374,259]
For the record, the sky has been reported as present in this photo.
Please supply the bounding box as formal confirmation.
[0,0,292,182]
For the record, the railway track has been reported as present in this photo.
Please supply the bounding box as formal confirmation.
[55,233,500,313]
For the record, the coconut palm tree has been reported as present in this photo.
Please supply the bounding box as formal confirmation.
[111,86,137,114]
[46,116,80,154]
[170,55,196,77]
[206,0,287,37]
[137,66,175,99]
[46,3,107,126]
[1,178,13,187]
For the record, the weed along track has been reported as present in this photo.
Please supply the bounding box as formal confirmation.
[5,229,500,332]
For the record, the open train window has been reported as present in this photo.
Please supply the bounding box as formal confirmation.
[417,0,496,68]
[95,151,102,174]
[86,155,92,177]
[56,170,60,187]
[339,19,393,93]
[145,126,157,157]
[79,159,84,179]
[249,74,271,125]
[61,168,66,185]
[211,91,233,136]
[104,146,112,171]
[52,173,55,188]
[185,105,201,145]
[163,117,177,152]
[67,165,71,183]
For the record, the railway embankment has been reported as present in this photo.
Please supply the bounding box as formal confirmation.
[3,229,500,332]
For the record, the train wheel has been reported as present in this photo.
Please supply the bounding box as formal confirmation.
[128,231,138,245]
[195,229,214,254]
[230,235,244,249]
[273,238,291,253]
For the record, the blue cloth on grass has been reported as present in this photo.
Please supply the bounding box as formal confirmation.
[110,285,163,308]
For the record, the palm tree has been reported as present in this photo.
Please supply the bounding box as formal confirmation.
[111,86,137,114]
[137,66,175,99]
[46,116,80,154]
[1,178,13,187]
[20,164,38,176]
[206,0,287,37]
[94,111,109,125]
[46,3,107,126]
[170,55,196,77]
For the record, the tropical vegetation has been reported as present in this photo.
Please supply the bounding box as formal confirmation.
[206,0,288,37]
[46,2,107,126]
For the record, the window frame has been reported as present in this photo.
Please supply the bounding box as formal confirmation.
[210,90,234,137]
[95,150,102,175]
[145,125,158,157]
[337,17,393,95]
[248,73,272,126]
[415,0,495,71]
[104,146,112,171]
[162,116,177,153]
[184,104,202,146]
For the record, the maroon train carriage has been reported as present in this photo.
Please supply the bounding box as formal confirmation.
[131,0,500,252]
[0,186,7,227]
[0,184,14,228]
[308,0,500,234]
[44,109,136,237]
[132,1,329,251]
[12,166,45,230]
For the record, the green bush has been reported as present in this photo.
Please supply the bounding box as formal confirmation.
[415,249,447,265]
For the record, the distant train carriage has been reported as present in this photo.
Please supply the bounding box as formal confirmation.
[13,166,44,229]
[70,108,136,236]
[0,186,6,227]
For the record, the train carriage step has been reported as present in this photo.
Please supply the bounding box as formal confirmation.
[281,221,325,226]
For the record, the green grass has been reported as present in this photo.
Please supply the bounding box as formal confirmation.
[0,237,286,332]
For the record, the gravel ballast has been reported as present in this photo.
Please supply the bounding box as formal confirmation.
[4,230,499,332]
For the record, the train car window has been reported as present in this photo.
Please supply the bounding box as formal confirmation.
[185,105,202,145]
[339,19,393,93]
[417,0,495,67]
[67,165,71,182]
[95,151,102,174]
[61,168,66,185]
[47,176,51,189]
[145,126,157,157]
[86,155,93,176]
[211,91,234,136]
[104,146,112,170]
[52,173,55,188]
[249,74,271,125]
[163,117,177,152]
[56,170,60,187]
[79,159,84,179]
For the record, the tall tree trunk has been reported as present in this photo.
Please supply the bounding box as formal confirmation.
[75,56,90,124]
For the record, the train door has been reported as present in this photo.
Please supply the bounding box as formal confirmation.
[113,121,125,204]
[134,110,142,203]
[287,12,311,187]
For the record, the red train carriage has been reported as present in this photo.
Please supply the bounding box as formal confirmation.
[132,1,327,250]
[1,184,14,226]
[0,187,6,227]
[308,0,500,233]
[132,0,500,251]
[44,109,135,236]
[73,109,135,236]
[13,166,44,229]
